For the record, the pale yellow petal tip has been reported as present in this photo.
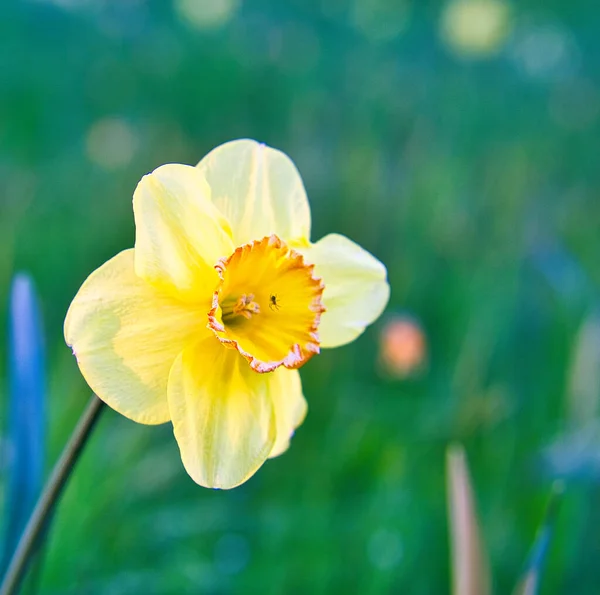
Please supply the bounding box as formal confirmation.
[168,340,278,490]
[133,163,208,205]
[179,426,276,489]
[132,162,234,299]
[293,232,392,348]
[195,139,311,246]
[195,138,279,167]
[182,459,265,490]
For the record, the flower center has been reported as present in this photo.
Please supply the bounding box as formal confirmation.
[221,293,261,322]
[208,235,325,373]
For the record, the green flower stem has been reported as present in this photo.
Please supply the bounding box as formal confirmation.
[1,395,105,595]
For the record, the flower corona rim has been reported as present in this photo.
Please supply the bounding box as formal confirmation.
[207,234,326,373]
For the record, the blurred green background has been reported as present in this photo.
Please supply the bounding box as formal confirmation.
[2,0,600,593]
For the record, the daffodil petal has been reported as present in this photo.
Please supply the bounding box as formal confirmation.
[64,249,209,425]
[300,234,390,348]
[268,368,307,458]
[196,139,311,245]
[168,337,276,489]
[133,163,234,300]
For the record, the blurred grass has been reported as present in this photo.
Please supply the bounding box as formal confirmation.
[1,0,600,593]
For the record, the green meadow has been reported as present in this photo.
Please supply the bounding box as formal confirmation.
[1,1,599,593]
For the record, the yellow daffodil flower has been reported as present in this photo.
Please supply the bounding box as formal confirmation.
[64,140,389,489]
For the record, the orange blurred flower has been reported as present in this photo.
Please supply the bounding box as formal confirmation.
[379,316,426,377]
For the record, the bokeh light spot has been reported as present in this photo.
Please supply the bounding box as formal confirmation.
[368,528,404,570]
[379,316,427,378]
[175,0,240,30]
[214,533,250,576]
[351,0,411,43]
[509,23,580,81]
[440,0,512,58]
[86,117,137,170]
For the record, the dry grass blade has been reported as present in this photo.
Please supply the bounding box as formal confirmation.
[512,572,537,595]
[446,444,491,595]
